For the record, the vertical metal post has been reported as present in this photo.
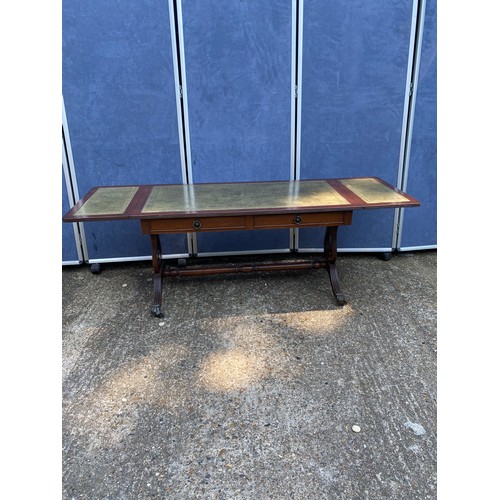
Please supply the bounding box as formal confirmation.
[290,0,303,251]
[62,95,88,263]
[392,0,427,250]
[169,0,197,255]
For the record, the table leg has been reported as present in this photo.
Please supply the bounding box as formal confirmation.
[150,235,165,318]
[323,226,346,306]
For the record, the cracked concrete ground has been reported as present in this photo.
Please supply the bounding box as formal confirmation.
[62,250,437,499]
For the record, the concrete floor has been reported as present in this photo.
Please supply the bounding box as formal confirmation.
[62,250,437,499]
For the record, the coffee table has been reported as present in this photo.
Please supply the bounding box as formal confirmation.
[63,177,419,317]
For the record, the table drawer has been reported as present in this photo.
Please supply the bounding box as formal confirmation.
[253,211,352,229]
[142,216,247,234]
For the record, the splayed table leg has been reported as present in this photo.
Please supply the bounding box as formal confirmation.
[150,234,165,318]
[323,226,346,306]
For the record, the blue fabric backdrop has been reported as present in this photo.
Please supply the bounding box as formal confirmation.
[62,0,187,260]
[299,0,414,250]
[181,0,293,253]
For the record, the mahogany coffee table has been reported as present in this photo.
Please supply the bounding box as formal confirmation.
[63,177,419,317]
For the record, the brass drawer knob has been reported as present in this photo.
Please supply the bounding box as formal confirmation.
[294,215,302,225]
[193,219,202,229]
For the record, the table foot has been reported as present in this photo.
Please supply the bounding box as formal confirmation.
[326,263,346,306]
[150,269,165,317]
[151,304,164,318]
[150,235,165,318]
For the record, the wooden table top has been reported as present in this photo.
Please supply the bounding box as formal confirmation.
[63,177,419,222]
